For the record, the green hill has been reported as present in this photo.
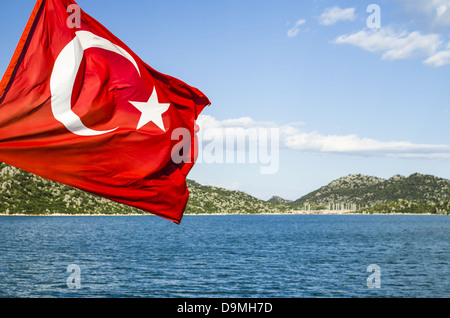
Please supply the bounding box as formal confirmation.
[0,163,289,216]
[292,173,450,213]
[185,180,290,215]
[0,163,448,215]
[0,163,143,215]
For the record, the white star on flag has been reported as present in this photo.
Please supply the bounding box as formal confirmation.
[130,88,171,131]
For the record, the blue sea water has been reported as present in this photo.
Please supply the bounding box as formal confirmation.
[0,214,448,298]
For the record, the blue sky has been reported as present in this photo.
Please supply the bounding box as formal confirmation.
[1,0,450,200]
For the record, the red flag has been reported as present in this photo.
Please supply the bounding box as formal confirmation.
[0,0,210,223]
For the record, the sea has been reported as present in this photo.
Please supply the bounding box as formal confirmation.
[0,214,448,298]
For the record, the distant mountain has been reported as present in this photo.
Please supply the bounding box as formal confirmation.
[185,180,289,215]
[0,163,289,216]
[267,196,293,204]
[0,163,143,215]
[292,173,450,213]
[0,163,448,215]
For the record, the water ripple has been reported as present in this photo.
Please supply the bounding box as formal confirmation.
[0,215,448,298]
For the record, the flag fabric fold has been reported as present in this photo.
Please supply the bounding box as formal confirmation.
[0,0,210,223]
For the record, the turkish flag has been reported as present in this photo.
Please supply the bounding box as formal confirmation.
[0,0,210,223]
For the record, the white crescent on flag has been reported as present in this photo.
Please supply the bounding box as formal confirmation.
[50,30,141,136]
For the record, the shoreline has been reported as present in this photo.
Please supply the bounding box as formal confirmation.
[0,211,444,217]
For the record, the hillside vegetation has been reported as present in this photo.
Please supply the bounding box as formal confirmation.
[0,163,448,215]
[0,163,289,216]
[291,173,450,214]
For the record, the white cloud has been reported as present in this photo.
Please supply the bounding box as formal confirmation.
[396,0,450,28]
[424,41,450,66]
[424,48,450,66]
[327,2,450,67]
[319,7,355,26]
[284,131,450,159]
[287,19,306,37]
[197,115,282,130]
[334,27,442,61]
[196,115,450,159]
